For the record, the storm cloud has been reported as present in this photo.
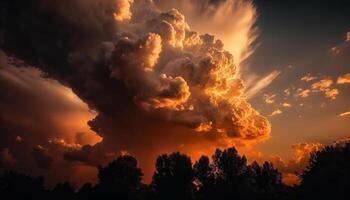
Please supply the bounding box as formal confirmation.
[0,0,270,183]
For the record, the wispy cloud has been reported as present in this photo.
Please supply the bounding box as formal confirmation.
[300,74,317,82]
[246,70,281,99]
[339,111,350,117]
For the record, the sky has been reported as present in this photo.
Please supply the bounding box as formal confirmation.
[248,0,350,155]
[0,0,349,186]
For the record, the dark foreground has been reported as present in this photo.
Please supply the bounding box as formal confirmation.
[1,144,350,200]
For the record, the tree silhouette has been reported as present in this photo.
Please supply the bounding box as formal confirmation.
[51,182,75,200]
[193,155,216,200]
[211,147,250,199]
[248,161,286,200]
[152,152,195,200]
[0,170,47,199]
[193,147,286,200]
[96,155,143,199]
[298,143,350,200]
[250,161,282,190]
[6,144,350,200]
[76,183,94,200]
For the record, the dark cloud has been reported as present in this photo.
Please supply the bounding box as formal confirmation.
[0,148,17,166]
[0,51,99,185]
[32,145,54,170]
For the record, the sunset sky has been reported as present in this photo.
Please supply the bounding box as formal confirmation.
[0,0,349,186]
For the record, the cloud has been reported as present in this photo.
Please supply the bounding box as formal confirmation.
[32,145,54,170]
[154,0,258,66]
[282,103,292,108]
[311,79,339,100]
[272,139,350,185]
[297,88,311,98]
[284,88,291,96]
[245,70,281,98]
[333,137,350,146]
[330,46,341,54]
[0,0,270,183]
[324,88,339,99]
[337,73,350,84]
[0,51,101,185]
[269,109,282,117]
[263,93,276,104]
[0,148,17,166]
[271,142,324,185]
[330,31,350,55]
[311,78,333,90]
[339,111,350,117]
[300,74,317,82]
[114,0,133,21]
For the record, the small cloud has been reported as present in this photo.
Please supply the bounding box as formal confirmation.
[297,88,311,98]
[194,122,213,132]
[339,111,350,117]
[300,74,317,82]
[337,73,350,84]
[15,136,22,142]
[282,103,292,108]
[311,79,339,100]
[284,88,291,96]
[48,137,81,149]
[311,79,333,90]
[346,31,350,42]
[330,46,341,54]
[269,109,282,117]
[324,88,339,100]
[263,93,276,104]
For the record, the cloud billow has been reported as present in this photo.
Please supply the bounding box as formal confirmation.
[0,0,270,181]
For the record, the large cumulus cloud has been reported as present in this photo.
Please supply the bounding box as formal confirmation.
[0,0,270,183]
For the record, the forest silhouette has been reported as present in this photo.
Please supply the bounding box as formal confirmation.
[1,144,350,200]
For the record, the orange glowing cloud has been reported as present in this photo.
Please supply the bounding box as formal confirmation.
[346,31,350,42]
[311,79,339,100]
[339,111,350,118]
[154,0,258,66]
[300,74,317,82]
[263,93,276,104]
[114,0,133,21]
[337,73,350,84]
[271,142,324,185]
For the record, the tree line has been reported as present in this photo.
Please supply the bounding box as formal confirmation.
[1,144,350,200]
